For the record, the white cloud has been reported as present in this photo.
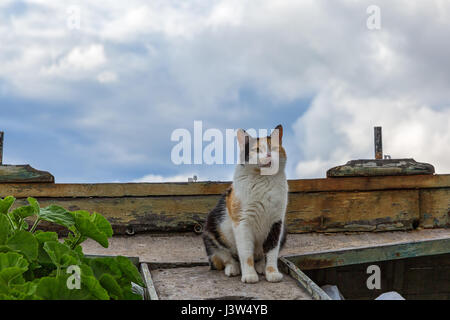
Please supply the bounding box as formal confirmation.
[43,44,106,76]
[1,0,450,182]
[97,71,118,83]
[294,83,450,178]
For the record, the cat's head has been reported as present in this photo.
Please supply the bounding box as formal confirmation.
[236,124,286,175]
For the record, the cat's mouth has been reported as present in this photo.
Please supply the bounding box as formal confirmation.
[258,161,272,168]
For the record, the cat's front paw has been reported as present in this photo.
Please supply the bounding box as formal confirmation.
[265,269,283,282]
[224,263,240,277]
[241,272,259,283]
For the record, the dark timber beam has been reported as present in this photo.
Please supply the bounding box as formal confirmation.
[0,131,3,165]
[374,126,383,159]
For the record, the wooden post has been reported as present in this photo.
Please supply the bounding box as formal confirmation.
[0,131,3,165]
[374,127,382,159]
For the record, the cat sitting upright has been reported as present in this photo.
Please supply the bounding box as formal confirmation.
[202,125,288,283]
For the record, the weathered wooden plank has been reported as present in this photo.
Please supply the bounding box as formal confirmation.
[419,189,450,228]
[327,159,435,177]
[279,257,331,300]
[283,238,450,270]
[151,265,312,300]
[19,189,420,234]
[140,263,159,300]
[286,189,419,232]
[1,174,449,198]
[19,195,219,234]
[0,182,230,198]
[0,165,54,183]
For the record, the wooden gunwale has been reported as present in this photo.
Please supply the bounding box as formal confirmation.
[1,174,449,198]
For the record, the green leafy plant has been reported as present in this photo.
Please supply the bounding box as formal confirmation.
[0,196,145,300]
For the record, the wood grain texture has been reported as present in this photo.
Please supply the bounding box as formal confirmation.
[327,159,435,177]
[0,175,449,197]
[0,165,54,183]
[1,175,448,234]
[419,189,450,228]
[18,195,220,234]
[18,190,421,234]
[286,190,419,232]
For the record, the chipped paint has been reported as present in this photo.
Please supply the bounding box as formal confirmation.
[0,175,448,235]
[284,238,450,270]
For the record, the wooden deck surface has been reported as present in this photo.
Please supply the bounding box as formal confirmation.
[82,228,450,264]
[150,265,312,300]
[81,228,449,300]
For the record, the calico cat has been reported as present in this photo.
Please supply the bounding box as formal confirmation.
[202,125,288,283]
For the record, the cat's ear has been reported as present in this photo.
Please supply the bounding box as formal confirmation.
[271,124,283,145]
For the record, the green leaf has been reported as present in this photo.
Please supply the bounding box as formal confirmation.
[122,287,143,300]
[35,231,59,265]
[0,252,29,286]
[20,220,29,231]
[27,197,40,215]
[11,206,35,220]
[0,252,28,273]
[43,241,80,269]
[88,257,122,280]
[0,245,12,254]
[73,214,109,248]
[34,231,59,244]
[9,206,35,230]
[0,215,11,245]
[6,230,39,261]
[73,210,91,219]
[92,212,113,238]
[8,281,38,299]
[38,205,75,229]
[0,268,25,286]
[35,276,93,300]
[99,273,122,300]
[87,256,144,299]
[0,196,15,215]
[116,256,145,287]
[79,264,109,300]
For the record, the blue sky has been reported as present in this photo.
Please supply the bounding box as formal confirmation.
[1,1,450,183]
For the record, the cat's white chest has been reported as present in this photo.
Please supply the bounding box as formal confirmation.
[235,174,288,228]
